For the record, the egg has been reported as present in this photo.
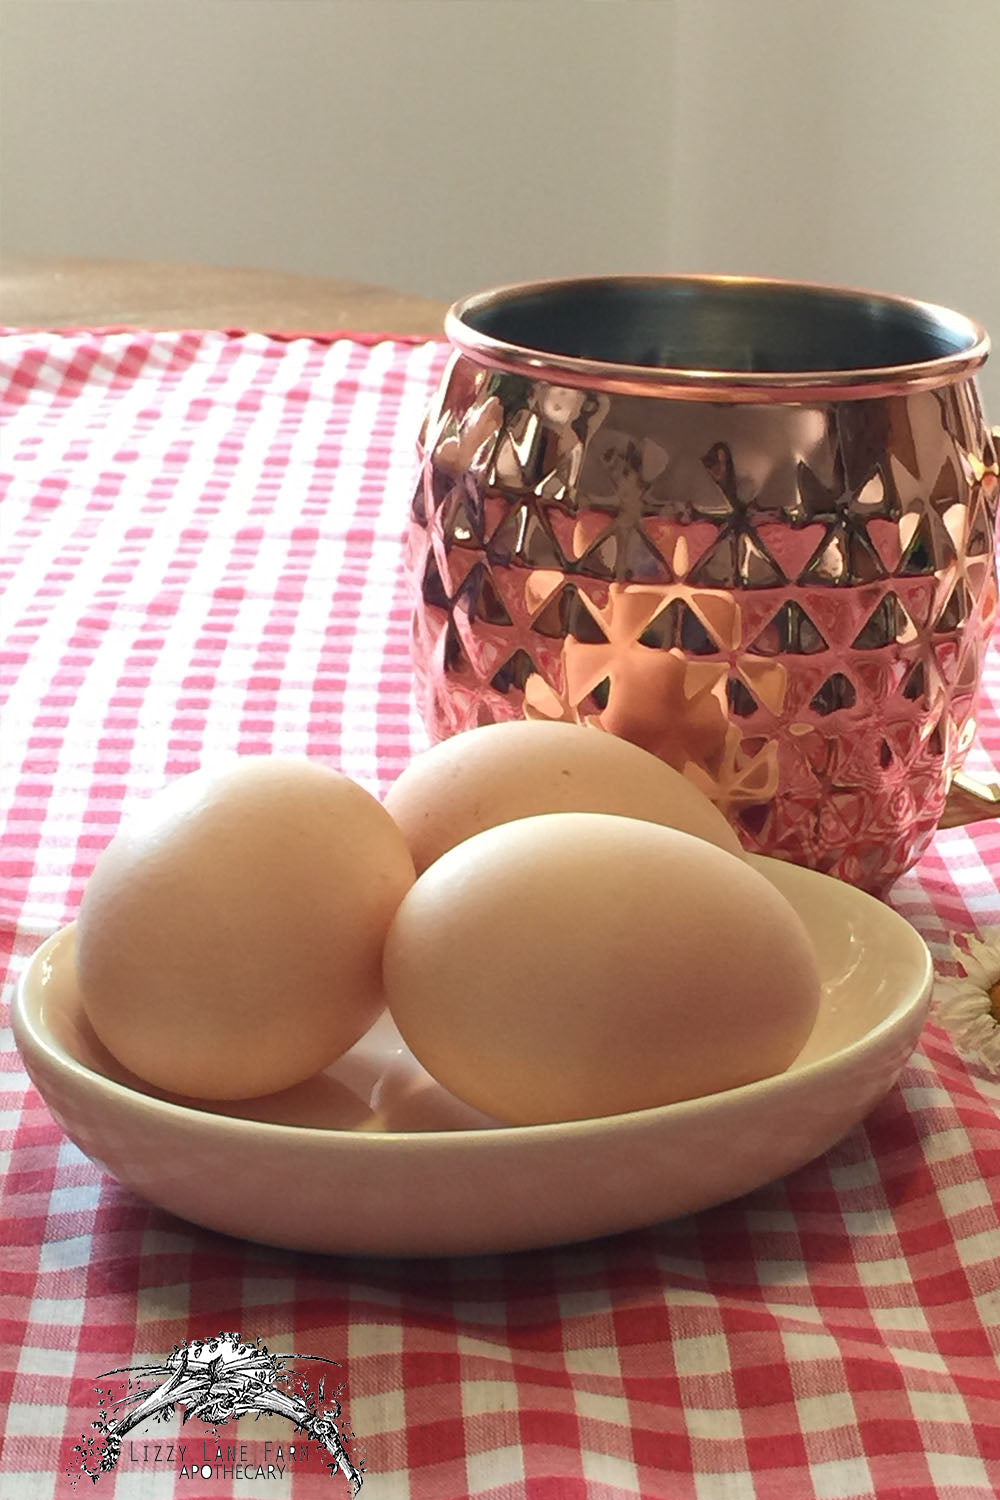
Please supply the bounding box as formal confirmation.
[382,812,820,1125]
[75,757,415,1099]
[383,719,743,874]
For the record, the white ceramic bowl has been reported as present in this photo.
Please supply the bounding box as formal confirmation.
[12,857,932,1257]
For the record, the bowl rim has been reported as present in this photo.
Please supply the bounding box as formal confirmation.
[444,272,990,404]
[13,859,934,1149]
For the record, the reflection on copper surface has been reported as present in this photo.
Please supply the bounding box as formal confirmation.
[409,284,999,891]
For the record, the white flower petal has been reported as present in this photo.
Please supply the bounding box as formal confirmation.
[962,1014,998,1046]
[954,928,1000,990]
[953,945,990,989]
[935,929,1000,1075]
[934,980,989,1023]
[977,1033,1000,1073]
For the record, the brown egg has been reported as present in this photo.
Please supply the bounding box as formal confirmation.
[383,719,743,874]
[75,757,415,1099]
[383,813,820,1125]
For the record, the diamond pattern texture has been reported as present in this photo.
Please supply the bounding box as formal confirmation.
[410,360,999,889]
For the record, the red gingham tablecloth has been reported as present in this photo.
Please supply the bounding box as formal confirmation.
[1,330,999,1500]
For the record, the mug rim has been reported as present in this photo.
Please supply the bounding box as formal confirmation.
[445,273,990,404]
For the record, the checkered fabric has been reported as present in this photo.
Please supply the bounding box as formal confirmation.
[1,330,999,1500]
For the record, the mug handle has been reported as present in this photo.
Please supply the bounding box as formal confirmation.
[940,426,1000,828]
[941,770,1000,829]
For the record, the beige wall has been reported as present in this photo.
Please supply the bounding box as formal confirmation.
[0,0,675,295]
[668,0,1000,409]
[2,0,999,407]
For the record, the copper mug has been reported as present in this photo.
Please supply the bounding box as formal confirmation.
[408,276,999,891]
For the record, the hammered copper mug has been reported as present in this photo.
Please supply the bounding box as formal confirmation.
[408,276,999,891]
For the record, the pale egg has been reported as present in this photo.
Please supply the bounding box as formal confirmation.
[383,719,743,874]
[382,812,820,1125]
[75,757,415,1100]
